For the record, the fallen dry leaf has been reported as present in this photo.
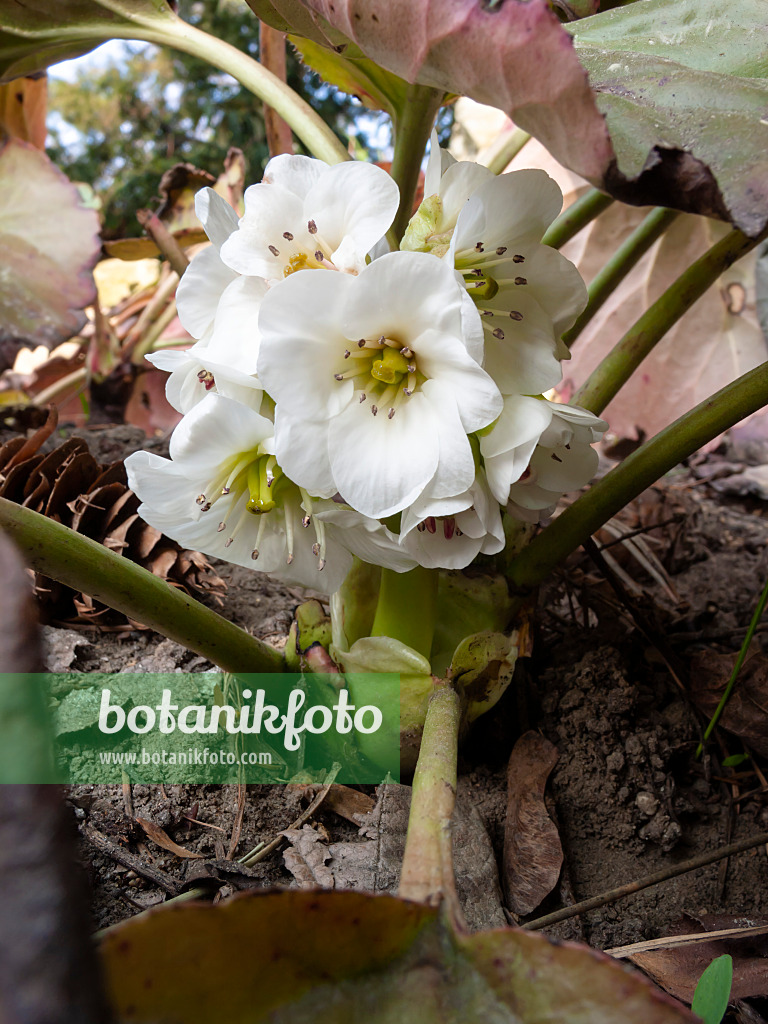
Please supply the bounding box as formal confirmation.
[136,818,204,860]
[689,647,768,758]
[281,824,334,889]
[503,730,562,916]
[629,913,768,1004]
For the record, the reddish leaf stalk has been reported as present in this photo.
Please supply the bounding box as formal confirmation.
[259,21,295,157]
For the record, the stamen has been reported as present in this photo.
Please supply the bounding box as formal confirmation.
[400,347,413,358]
[381,336,400,348]
[269,244,280,256]
[496,246,507,255]
[196,494,206,506]
[513,254,525,263]
[443,517,456,540]
[406,363,416,374]
[314,250,325,261]
[378,383,398,407]
[302,515,311,528]
[515,277,528,286]
[551,453,563,462]
[371,405,378,416]
[359,393,367,403]
[264,455,278,486]
[344,349,350,358]
[492,328,505,340]
[308,219,318,234]
[318,559,326,571]
[425,517,437,534]
[200,502,212,512]
[509,311,523,321]
[478,309,493,317]
[455,527,463,537]
[470,268,483,277]
[283,231,294,240]
[217,522,226,533]
[357,338,367,348]
[225,537,234,548]
[312,542,320,556]
[417,522,427,533]
[407,371,417,393]
[251,549,259,560]
[388,408,396,419]
[475,242,484,252]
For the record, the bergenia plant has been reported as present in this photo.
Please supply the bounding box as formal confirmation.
[1,0,766,1019]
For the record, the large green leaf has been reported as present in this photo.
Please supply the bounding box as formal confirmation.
[0,0,177,82]
[100,890,696,1023]
[0,136,100,351]
[569,0,768,236]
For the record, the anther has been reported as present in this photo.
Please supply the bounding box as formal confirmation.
[492,328,505,340]
[475,242,484,252]
[200,502,212,512]
[286,553,294,565]
[513,254,525,263]
[407,363,416,374]
[515,277,527,285]
[401,347,413,358]
[359,393,367,403]
[388,408,395,419]
[315,250,324,261]
[443,517,456,540]
[283,231,294,240]
[417,522,427,533]
[225,537,234,548]
[196,494,206,505]
[344,349,350,358]
[509,311,523,321]
[358,338,367,348]
[334,373,344,381]
[251,548,259,560]
[268,244,279,256]
[217,522,226,532]
[479,309,493,317]
[403,388,413,397]
[312,542,320,556]
[318,559,326,571]
[308,219,318,234]
[221,486,231,496]
[425,517,437,534]
[470,268,483,277]
[371,405,378,416]
[551,453,563,462]
[302,515,311,528]
[455,527,463,537]
[496,246,507,255]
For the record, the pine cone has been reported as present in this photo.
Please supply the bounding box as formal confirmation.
[0,409,226,627]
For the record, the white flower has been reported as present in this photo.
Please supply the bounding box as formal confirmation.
[402,135,588,395]
[481,395,608,520]
[398,468,504,569]
[256,250,503,519]
[176,188,240,340]
[219,154,399,282]
[125,392,356,591]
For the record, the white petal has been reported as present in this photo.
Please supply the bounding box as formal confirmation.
[436,159,494,234]
[169,393,271,471]
[452,169,563,258]
[480,291,563,395]
[206,275,268,376]
[416,328,502,433]
[195,187,239,250]
[328,392,439,519]
[458,273,485,364]
[316,505,418,573]
[257,270,356,421]
[126,451,195,518]
[480,395,553,458]
[307,161,399,273]
[494,244,588,336]
[176,245,239,339]
[342,250,463,343]
[272,410,336,499]
[531,443,599,491]
[220,183,304,277]
[262,153,324,198]
[419,378,475,500]
[424,129,456,198]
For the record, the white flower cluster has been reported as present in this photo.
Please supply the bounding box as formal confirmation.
[126,138,607,591]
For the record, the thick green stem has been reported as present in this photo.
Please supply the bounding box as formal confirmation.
[483,128,532,176]
[93,14,349,165]
[399,683,463,925]
[371,566,438,661]
[575,227,767,415]
[507,361,768,595]
[562,207,680,349]
[541,187,614,250]
[0,498,285,673]
[387,85,444,248]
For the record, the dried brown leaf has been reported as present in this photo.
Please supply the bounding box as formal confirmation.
[281,825,335,889]
[136,817,204,860]
[503,730,562,916]
[629,913,768,1003]
[689,647,768,757]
